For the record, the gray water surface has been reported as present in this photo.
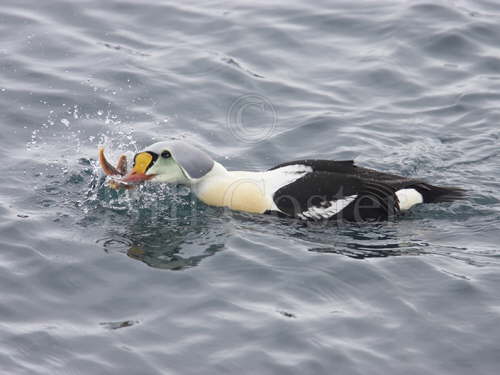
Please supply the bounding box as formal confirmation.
[1,0,500,374]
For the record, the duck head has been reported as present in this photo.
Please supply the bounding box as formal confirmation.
[122,141,215,185]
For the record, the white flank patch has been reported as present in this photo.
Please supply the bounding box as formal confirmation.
[264,164,313,193]
[264,165,313,211]
[396,188,423,211]
[298,195,358,220]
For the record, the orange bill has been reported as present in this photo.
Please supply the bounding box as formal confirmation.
[121,152,156,183]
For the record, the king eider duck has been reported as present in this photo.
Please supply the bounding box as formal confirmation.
[99,141,465,222]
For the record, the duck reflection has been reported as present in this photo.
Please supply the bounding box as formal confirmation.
[123,214,225,271]
[126,241,224,270]
[277,217,429,259]
[95,185,226,270]
[95,188,428,270]
[307,240,427,259]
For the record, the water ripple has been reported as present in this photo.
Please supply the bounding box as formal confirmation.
[1,0,500,374]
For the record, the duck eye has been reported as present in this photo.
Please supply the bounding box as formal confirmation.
[161,150,171,159]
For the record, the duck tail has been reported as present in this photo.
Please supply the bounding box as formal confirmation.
[414,183,467,203]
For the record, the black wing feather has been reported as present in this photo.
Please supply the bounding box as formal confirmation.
[272,171,400,221]
[269,160,356,174]
[268,159,464,221]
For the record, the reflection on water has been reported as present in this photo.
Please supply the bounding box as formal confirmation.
[91,175,227,270]
[307,241,426,260]
[121,216,226,270]
[289,220,429,259]
[126,242,224,270]
[2,0,500,372]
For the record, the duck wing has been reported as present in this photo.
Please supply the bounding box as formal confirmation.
[269,160,401,221]
[269,160,465,220]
